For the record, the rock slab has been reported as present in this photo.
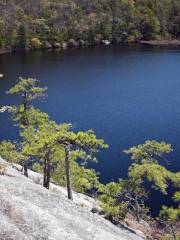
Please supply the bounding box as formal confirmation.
[0,160,145,240]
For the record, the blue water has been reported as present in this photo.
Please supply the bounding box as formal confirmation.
[0,45,180,215]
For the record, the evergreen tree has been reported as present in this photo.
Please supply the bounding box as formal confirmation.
[159,207,180,240]
[159,192,180,240]
[7,77,47,127]
[22,117,107,198]
[56,128,108,199]
[98,140,180,223]
[18,23,29,50]
[124,140,178,194]
[5,77,47,176]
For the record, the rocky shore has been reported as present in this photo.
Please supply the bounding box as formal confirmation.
[1,39,180,56]
[140,39,180,46]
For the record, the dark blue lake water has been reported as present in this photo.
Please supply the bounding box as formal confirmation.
[0,45,180,215]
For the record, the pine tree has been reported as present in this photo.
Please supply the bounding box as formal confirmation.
[22,116,107,198]
[56,128,108,199]
[18,24,29,50]
[6,77,47,176]
[159,192,180,240]
[7,77,47,127]
[98,140,180,223]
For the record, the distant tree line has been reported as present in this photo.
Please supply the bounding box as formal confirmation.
[0,0,180,51]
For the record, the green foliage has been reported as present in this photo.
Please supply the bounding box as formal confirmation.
[7,29,18,48]
[18,23,29,49]
[160,206,180,225]
[7,77,47,127]
[159,205,180,240]
[30,38,42,49]
[10,107,49,128]
[98,181,127,220]
[0,20,5,47]
[0,0,180,50]
[22,117,107,168]
[26,115,106,193]
[174,192,180,202]
[128,162,172,194]
[7,77,47,102]
[169,172,180,188]
[160,235,180,240]
[0,140,27,164]
[125,140,175,194]
[98,178,149,221]
[52,161,100,193]
[136,6,160,40]
[124,140,172,163]
[98,140,179,223]
[20,106,107,191]
[32,162,43,173]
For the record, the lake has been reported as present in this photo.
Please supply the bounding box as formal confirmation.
[0,45,180,215]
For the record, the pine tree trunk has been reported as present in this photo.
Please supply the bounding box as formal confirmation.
[23,162,28,177]
[46,157,51,189]
[135,196,140,222]
[65,145,73,200]
[43,157,47,188]
[170,224,177,240]
[43,150,51,189]
[22,93,29,127]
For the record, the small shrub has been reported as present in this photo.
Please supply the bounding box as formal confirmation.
[32,163,43,173]
[160,234,180,240]
[80,203,86,208]
[30,38,42,49]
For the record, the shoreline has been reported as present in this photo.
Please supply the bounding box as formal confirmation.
[0,39,180,56]
[0,47,12,55]
[140,39,180,46]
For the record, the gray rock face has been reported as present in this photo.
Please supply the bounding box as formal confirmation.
[0,161,145,240]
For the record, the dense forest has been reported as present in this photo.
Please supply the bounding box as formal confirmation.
[0,0,180,52]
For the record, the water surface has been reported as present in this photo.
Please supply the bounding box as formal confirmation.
[0,45,180,215]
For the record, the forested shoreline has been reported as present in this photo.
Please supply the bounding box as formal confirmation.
[0,0,180,54]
